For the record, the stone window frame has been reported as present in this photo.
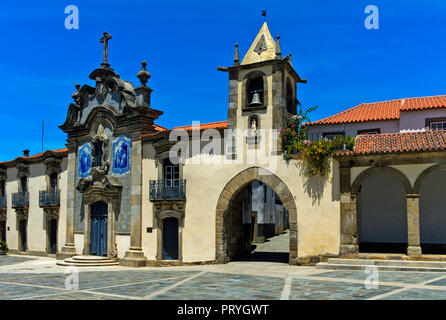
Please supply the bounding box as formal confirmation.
[155,209,184,262]
[242,71,269,111]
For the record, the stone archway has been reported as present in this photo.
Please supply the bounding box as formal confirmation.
[352,166,413,196]
[215,167,297,264]
[351,166,414,254]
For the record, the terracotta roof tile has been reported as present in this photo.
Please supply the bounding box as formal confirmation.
[173,121,228,131]
[308,95,446,125]
[342,131,446,155]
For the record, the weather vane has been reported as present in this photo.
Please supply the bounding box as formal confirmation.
[261,10,267,21]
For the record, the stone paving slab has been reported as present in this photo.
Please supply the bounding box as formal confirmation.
[0,282,61,300]
[154,272,284,300]
[0,255,36,266]
[314,270,443,284]
[0,270,198,290]
[92,278,188,298]
[424,278,446,286]
[32,291,134,300]
[289,278,399,300]
[385,288,446,300]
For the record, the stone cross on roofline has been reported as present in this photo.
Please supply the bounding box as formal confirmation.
[100,32,112,68]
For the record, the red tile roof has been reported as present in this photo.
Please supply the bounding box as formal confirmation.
[141,121,228,140]
[340,131,446,156]
[0,148,68,166]
[308,95,446,125]
[173,121,228,131]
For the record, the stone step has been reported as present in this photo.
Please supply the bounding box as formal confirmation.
[56,261,119,267]
[64,258,118,264]
[316,262,446,272]
[56,255,119,267]
[71,255,117,263]
[327,258,446,268]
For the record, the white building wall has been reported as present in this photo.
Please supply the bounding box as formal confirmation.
[306,120,399,140]
[399,109,446,132]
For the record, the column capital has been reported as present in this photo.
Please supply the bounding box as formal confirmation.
[406,193,420,198]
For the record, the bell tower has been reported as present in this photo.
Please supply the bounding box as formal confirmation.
[218,22,306,154]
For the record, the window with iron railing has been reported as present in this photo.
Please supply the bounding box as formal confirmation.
[12,192,29,208]
[39,190,60,207]
[149,179,186,200]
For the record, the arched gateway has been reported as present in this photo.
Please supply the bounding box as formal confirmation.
[215,167,298,264]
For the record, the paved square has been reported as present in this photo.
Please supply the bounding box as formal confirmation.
[1,255,446,300]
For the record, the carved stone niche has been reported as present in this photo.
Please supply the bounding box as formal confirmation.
[44,158,62,176]
[16,163,29,179]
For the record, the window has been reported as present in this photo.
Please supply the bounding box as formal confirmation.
[163,159,179,187]
[430,121,446,131]
[322,132,345,141]
[92,140,103,167]
[50,173,58,193]
[357,128,381,135]
[20,176,27,193]
[426,117,446,131]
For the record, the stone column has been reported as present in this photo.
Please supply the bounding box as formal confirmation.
[120,139,147,266]
[407,194,422,256]
[57,150,77,259]
[339,193,359,255]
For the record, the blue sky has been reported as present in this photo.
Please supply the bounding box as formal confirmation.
[0,0,445,160]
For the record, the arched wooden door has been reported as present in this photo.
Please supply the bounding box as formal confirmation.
[90,202,108,256]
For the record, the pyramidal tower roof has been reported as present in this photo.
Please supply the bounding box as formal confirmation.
[241,22,277,65]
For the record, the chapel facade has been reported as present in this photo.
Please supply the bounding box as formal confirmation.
[1,23,446,267]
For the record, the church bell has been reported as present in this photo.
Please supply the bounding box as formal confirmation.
[249,91,262,107]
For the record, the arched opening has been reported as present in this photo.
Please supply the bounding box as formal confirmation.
[226,180,289,262]
[357,172,408,253]
[90,201,108,256]
[162,217,179,260]
[419,169,446,254]
[286,78,294,114]
[246,77,264,107]
[216,167,297,265]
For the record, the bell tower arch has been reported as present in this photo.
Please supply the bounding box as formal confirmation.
[218,22,307,154]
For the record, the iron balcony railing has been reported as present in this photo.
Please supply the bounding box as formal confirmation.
[39,190,60,207]
[0,195,6,208]
[149,180,186,201]
[12,192,29,208]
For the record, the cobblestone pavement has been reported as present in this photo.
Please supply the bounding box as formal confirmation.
[1,254,446,300]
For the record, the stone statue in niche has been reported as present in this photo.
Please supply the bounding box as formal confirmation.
[251,118,258,135]
[77,123,113,193]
